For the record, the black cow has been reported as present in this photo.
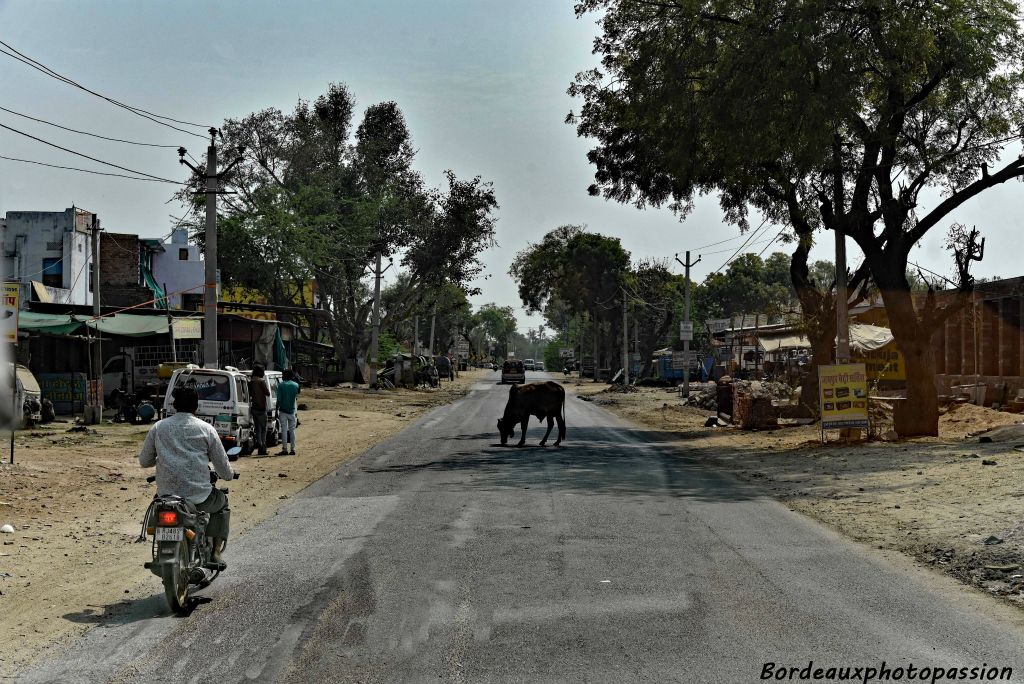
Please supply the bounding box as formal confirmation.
[497,381,566,447]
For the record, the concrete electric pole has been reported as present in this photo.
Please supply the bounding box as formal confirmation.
[87,215,102,423]
[622,286,629,386]
[368,251,383,387]
[178,130,244,370]
[835,231,850,363]
[675,251,701,397]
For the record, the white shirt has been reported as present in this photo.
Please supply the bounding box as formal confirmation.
[138,412,234,504]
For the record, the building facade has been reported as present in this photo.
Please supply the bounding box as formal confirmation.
[151,228,205,310]
[1,207,96,307]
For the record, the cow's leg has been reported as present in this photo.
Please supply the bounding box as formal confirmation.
[554,413,566,446]
[517,417,529,446]
[540,415,554,446]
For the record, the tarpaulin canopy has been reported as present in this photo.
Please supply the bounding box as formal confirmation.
[16,311,81,335]
[849,323,894,353]
[758,331,810,351]
[86,313,169,337]
[756,323,894,353]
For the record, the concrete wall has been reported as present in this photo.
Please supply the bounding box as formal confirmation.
[2,208,95,307]
[152,229,204,309]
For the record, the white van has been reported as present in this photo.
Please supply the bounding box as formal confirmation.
[240,369,283,447]
[162,366,254,456]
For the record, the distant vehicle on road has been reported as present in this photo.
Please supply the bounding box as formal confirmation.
[536,361,545,372]
[501,359,525,384]
[523,359,536,371]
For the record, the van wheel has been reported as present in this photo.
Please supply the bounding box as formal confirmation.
[240,439,254,457]
[266,430,278,448]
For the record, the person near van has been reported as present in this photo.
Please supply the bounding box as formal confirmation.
[248,365,271,456]
[139,386,235,563]
[276,369,300,456]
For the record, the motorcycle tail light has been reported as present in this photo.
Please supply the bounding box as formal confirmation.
[157,511,179,526]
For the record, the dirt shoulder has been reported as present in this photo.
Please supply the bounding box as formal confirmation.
[0,370,486,677]
[569,381,1024,608]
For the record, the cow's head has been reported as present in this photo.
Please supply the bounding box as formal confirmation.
[496,417,515,445]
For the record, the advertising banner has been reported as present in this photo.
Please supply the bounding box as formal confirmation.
[679,321,693,341]
[2,282,19,343]
[818,363,869,430]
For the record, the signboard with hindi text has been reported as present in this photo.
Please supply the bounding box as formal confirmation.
[818,363,869,430]
[2,282,19,342]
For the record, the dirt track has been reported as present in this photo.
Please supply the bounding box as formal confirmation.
[0,370,487,677]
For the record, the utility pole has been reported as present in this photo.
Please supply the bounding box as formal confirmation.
[368,251,383,387]
[87,215,102,422]
[179,131,244,370]
[164,282,177,363]
[675,251,701,397]
[428,304,436,356]
[413,316,420,356]
[621,286,629,386]
[835,231,850,363]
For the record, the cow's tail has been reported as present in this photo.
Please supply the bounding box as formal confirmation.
[560,386,566,436]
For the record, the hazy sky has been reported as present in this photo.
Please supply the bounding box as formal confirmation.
[1,1,1021,331]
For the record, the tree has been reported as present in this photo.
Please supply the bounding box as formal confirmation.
[477,304,518,359]
[510,226,631,374]
[570,1,1020,435]
[180,84,498,367]
[697,253,792,319]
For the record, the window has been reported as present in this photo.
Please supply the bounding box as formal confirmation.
[179,248,189,261]
[182,293,203,310]
[235,376,249,403]
[41,258,62,288]
[181,373,231,402]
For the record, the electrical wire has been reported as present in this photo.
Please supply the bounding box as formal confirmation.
[707,218,770,275]
[698,235,778,257]
[755,228,787,258]
[0,122,185,184]
[0,154,182,183]
[0,39,210,139]
[0,105,180,147]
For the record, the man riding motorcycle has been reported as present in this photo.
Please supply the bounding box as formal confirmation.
[138,386,235,564]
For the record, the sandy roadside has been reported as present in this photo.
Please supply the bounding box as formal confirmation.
[567,380,1024,608]
[0,369,489,677]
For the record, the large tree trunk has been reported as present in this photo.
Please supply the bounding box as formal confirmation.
[790,237,834,415]
[875,273,940,437]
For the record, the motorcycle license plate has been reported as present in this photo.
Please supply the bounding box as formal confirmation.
[155,527,183,542]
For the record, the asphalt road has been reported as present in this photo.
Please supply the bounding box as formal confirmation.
[19,372,1024,683]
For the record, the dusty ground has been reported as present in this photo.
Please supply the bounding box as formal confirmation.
[0,369,487,677]
[568,380,1024,608]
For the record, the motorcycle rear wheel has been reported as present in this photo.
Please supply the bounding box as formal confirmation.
[161,541,189,614]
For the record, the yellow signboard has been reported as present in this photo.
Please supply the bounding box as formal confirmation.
[818,363,869,430]
[856,344,906,382]
[2,282,20,343]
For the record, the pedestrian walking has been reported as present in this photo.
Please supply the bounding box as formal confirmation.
[276,368,300,456]
[248,365,271,456]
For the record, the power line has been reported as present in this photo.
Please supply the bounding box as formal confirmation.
[0,154,185,183]
[755,228,787,258]
[0,122,185,184]
[699,235,777,257]
[0,105,179,148]
[0,39,210,139]
[708,218,770,274]
[693,233,747,251]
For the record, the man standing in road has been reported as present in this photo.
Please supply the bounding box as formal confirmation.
[276,369,300,456]
[248,365,271,456]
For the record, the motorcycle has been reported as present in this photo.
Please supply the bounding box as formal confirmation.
[137,446,241,613]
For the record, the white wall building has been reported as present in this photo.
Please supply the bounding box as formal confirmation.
[151,228,205,309]
[1,207,97,308]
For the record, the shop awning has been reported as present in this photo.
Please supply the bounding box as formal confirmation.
[86,313,169,337]
[16,311,81,334]
[758,330,810,351]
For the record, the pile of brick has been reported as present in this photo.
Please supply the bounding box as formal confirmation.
[683,385,718,410]
[732,381,794,429]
